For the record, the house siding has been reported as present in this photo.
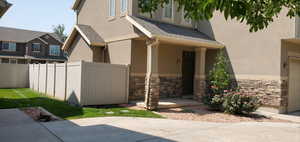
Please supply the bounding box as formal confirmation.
[0,41,25,56]
[106,39,132,65]
[77,0,138,41]
[68,34,94,62]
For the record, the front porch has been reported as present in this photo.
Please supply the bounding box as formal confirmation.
[144,39,216,110]
[127,16,224,110]
[129,38,221,110]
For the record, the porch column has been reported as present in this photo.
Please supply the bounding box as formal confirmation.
[145,39,160,110]
[194,48,207,101]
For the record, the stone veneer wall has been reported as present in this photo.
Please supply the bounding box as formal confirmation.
[129,75,145,100]
[236,79,288,108]
[159,76,182,98]
[194,78,206,101]
[129,75,183,101]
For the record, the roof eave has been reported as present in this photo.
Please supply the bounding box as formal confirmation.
[0,2,11,17]
[72,0,81,10]
[154,35,224,49]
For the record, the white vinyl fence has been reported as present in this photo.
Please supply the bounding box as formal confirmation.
[0,64,29,88]
[29,61,129,106]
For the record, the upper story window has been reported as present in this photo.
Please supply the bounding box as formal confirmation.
[49,45,61,56]
[163,0,173,20]
[32,43,41,52]
[120,0,128,14]
[109,0,116,17]
[2,42,16,52]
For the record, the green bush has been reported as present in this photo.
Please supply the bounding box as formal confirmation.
[204,50,231,110]
[207,50,231,95]
[223,92,261,115]
[203,50,261,115]
[203,94,224,111]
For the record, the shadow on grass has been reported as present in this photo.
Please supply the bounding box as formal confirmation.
[0,97,84,119]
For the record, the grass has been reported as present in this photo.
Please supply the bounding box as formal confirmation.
[0,88,163,119]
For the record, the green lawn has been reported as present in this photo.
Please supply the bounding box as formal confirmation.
[0,88,162,119]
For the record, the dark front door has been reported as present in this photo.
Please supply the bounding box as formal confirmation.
[182,51,195,95]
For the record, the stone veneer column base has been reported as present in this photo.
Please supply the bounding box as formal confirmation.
[129,75,145,100]
[145,76,160,110]
[194,78,206,101]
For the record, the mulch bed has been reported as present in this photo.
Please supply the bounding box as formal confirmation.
[22,107,61,122]
[128,105,295,123]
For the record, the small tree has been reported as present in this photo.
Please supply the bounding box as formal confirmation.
[53,24,67,42]
[208,50,231,94]
[203,50,231,110]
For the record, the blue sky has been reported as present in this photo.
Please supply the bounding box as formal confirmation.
[0,0,75,34]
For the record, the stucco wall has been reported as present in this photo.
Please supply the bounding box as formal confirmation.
[158,43,194,75]
[131,40,197,75]
[68,34,93,62]
[77,0,138,41]
[107,39,132,65]
[131,40,147,73]
[197,10,295,79]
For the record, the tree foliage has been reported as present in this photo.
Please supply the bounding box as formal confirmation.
[139,0,300,32]
[53,24,67,42]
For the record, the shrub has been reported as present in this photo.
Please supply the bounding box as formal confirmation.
[223,92,261,115]
[204,50,231,110]
[207,50,231,95]
[203,94,224,111]
[203,50,261,115]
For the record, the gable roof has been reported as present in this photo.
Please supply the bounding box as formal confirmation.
[126,16,224,48]
[0,26,62,43]
[72,0,82,10]
[62,24,105,50]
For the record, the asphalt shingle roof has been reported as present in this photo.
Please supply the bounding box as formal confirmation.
[76,24,105,45]
[130,16,221,46]
[0,26,62,43]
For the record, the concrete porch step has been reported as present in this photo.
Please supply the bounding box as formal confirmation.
[134,98,203,109]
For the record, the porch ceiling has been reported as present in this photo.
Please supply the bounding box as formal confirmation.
[126,16,224,49]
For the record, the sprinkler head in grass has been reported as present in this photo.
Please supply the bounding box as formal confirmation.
[105,111,114,115]
[120,110,130,113]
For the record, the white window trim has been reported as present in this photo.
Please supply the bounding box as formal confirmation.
[108,0,116,20]
[162,0,174,22]
[49,45,61,56]
[181,9,192,27]
[120,0,128,16]
[32,43,41,52]
[2,41,16,52]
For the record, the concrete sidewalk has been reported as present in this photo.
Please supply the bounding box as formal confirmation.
[1,109,299,142]
[48,117,300,142]
[0,109,62,142]
[256,108,300,123]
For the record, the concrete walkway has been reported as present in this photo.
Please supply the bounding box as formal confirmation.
[0,109,62,142]
[46,117,300,142]
[256,108,300,123]
[1,109,300,142]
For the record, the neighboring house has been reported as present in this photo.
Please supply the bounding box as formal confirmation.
[0,0,11,18]
[0,27,66,64]
[63,0,300,113]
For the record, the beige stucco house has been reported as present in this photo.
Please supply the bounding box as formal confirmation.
[63,0,300,113]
